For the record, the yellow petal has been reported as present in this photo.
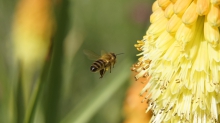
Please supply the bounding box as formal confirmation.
[170,0,177,3]
[196,0,210,15]
[162,42,180,61]
[150,8,164,23]
[156,31,174,51]
[211,0,220,5]
[211,97,218,121]
[152,1,160,12]
[176,23,196,45]
[209,59,220,83]
[204,20,219,47]
[166,14,182,34]
[208,44,220,62]
[191,41,209,73]
[186,17,204,59]
[158,0,171,10]
[205,79,215,92]
[207,4,220,27]
[182,1,198,25]
[173,0,192,15]
[164,3,174,19]
[147,17,168,36]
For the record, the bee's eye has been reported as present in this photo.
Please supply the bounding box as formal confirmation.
[90,66,97,72]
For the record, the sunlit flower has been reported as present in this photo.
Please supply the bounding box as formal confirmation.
[132,0,220,122]
[13,0,54,67]
[12,0,54,104]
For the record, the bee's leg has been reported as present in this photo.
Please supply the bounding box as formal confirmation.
[110,61,116,73]
[109,65,112,73]
[100,69,105,78]
[113,61,116,68]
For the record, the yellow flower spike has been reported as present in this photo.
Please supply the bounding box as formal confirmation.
[197,0,210,15]
[152,1,160,12]
[13,0,53,66]
[12,0,54,104]
[207,4,220,27]
[158,0,171,10]
[204,19,220,47]
[150,8,164,23]
[132,0,220,122]
[164,3,174,19]
[182,1,198,25]
[166,14,182,33]
[173,0,192,16]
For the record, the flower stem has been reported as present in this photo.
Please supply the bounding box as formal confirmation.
[23,64,49,123]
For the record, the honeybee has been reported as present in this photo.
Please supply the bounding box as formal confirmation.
[84,50,123,78]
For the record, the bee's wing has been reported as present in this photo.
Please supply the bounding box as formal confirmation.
[101,50,108,56]
[83,49,100,60]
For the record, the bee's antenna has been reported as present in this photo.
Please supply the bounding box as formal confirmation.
[115,53,124,56]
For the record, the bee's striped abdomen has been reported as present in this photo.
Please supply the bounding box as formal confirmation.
[90,59,105,72]
[85,51,120,78]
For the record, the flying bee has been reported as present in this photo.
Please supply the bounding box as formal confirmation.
[84,50,124,78]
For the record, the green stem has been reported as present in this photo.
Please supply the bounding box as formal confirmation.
[23,64,49,123]
[43,0,69,123]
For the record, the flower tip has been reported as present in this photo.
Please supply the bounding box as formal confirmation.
[135,76,138,81]
[131,66,136,71]
[139,93,143,97]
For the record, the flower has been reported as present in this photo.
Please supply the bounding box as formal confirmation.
[12,0,54,104]
[12,0,54,67]
[132,0,220,122]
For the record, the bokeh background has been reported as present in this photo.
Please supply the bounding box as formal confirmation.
[0,0,153,123]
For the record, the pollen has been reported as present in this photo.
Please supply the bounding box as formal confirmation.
[133,0,220,122]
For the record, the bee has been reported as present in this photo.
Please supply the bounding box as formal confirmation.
[84,50,123,78]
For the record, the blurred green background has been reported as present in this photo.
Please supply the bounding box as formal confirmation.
[0,0,153,123]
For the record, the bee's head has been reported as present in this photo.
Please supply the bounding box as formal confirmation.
[110,53,116,58]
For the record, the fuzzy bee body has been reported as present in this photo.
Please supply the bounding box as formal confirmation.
[90,53,116,78]
[84,50,121,78]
